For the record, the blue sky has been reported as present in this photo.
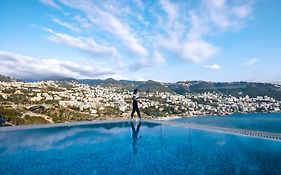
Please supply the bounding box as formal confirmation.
[0,0,281,82]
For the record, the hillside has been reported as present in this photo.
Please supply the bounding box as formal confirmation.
[79,78,142,89]
[0,75,19,82]
[137,80,175,94]
[169,81,281,100]
[1,74,281,100]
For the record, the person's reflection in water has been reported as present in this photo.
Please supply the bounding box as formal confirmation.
[130,121,142,155]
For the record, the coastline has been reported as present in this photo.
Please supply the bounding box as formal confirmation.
[155,111,281,121]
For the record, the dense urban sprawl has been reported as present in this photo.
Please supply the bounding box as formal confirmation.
[0,81,280,126]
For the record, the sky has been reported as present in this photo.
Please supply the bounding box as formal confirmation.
[0,0,281,82]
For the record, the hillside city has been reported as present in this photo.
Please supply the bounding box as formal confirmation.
[0,80,281,126]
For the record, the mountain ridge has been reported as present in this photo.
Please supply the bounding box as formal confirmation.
[0,75,21,82]
[1,75,281,100]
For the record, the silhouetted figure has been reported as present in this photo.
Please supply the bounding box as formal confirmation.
[0,113,6,126]
[131,89,141,119]
[130,121,142,154]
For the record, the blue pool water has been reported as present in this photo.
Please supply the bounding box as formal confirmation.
[1,120,281,175]
[173,113,281,134]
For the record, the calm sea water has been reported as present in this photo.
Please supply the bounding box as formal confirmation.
[173,113,281,134]
[0,121,281,175]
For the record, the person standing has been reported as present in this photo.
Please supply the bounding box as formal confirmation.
[131,89,141,119]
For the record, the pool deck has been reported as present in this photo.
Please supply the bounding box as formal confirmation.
[1,119,281,141]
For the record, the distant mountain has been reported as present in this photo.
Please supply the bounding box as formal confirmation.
[0,75,20,82]
[169,81,281,100]
[78,79,103,85]
[79,79,172,92]
[137,80,175,94]
[272,81,281,85]
[103,78,124,85]
[78,78,143,90]
[2,74,281,100]
[120,80,143,88]
[22,76,78,82]
[44,77,78,82]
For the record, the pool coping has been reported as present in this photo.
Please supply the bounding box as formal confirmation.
[0,119,130,131]
[1,119,281,141]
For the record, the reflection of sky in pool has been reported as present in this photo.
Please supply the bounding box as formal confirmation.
[1,121,281,175]
[173,113,281,134]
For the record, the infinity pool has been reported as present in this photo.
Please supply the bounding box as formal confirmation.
[0,120,281,175]
[173,113,281,134]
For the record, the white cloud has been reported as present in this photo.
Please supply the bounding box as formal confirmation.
[93,9,148,57]
[157,36,219,63]
[45,28,117,56]
[155,1,220,63]
[37,0,254,73]
[40,0,61,9]
[202,0,253,32]
[0,50,114,80]
[231,5,252,19]
[160,0,178,27]
[59,0,148,58]
[188,11,210,40]
[181,39,220,63]
[74,15,92,29]
[53,18,81,32]
[156,0,253,64]
[205,64,221,70]
[244,58,257,66]
[152,51,165,65]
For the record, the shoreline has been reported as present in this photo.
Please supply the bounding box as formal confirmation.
[155,111,281,121]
